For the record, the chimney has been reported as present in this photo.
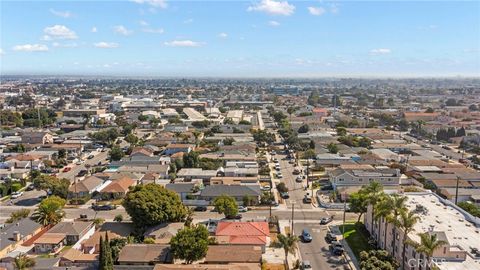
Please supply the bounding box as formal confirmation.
[13,231,21,241]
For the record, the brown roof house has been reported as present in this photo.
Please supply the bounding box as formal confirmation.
[205,245,262,264]
[33,233,66,254]
[98,176,136,200]
[117,244,173,265]
[21,131,54,145]
[143,223,184,244]
[68,176,105,199]
[59,248,99,268]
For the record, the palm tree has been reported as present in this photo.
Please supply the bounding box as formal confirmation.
[413,233,447,270]
[375,194,407,253]
[277,233,298,268]
[192,131,201,147]
[14,253,35,270]
[31,203,64,226]
[396,211,420,270]
[365,181,384,240]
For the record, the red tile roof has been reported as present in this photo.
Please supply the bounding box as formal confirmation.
[215,222,269,245]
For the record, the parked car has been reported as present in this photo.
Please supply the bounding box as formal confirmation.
[92,204,117,211]
[75,161,83,165]
[87,154,95,159]
[295,176,303,183]
[11,191,24,199]
[193,206,207,212]
[226,214,242,220]
[26,184,35,191]
[261,185,271,191]
[325,232,338,243]
[321,184,333,191]
[301,261,312,270]
[62,167,72,172]
[320,216,334,225]
[329,241,344,255]
[276,172,283,178]
[301,229,313,242]
[238,206,248,212]
[280,192,290,199]
[77,170,88,177]
[293,168,301,175]
[270,150,276,155]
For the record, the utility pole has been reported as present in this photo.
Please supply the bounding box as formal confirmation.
[291,203,295,235]
[455,176,460,205]
[75,176,78,205]
[342,192,346,237]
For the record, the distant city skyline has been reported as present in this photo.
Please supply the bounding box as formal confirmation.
[1,0,479,77]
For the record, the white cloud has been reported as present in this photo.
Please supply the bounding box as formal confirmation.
[52,42,78,48]
[308,6,326,16]
[268,20,280,27]
[49,9,73,18]
[43,25,78,40]
[183,18,194,24]
[139,20,149,26]
[247,0,295,16]
[131,0,167,9]
[164,40,204,47]
[218,32,228,38]
[370,48,392,55]
[0,48,4,55]
[91,27,97,33]
[13,44,49,52]
[113,25,133,36]
[142,28,164,34]
[94,42,119,48]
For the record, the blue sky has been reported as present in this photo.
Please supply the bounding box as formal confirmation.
[1,0,479,77]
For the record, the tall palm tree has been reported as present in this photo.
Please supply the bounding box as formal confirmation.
[192,131,201,147]
[14,253,35,270]
[31,202,64,226]
[413,233,447,270]
[375,194,408,254]
[396,211,420,270]
[277,233,298,268]
[365,181,384,240]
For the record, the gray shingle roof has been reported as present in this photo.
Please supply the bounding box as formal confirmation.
[0,218,42,250]
[200,185,261,197]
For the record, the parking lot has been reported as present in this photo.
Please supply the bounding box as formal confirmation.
[294,222,349,270]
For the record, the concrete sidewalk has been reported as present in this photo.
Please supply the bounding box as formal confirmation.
[330,224,359,270]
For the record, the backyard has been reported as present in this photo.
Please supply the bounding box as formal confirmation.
[339,222,372,259]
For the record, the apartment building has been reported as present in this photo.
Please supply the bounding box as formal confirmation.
[365,192,480,270]
[329,167,401,194]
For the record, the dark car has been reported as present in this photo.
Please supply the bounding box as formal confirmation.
[280,192,290,199]
[301,229,313,242]
[77,170,88,177]
[226,214,242,220]
[193,206,207,212]
[26,184,35,191]
[87,155,95,159]
[330,245,344,255]
[325,232,338,243]
[320,216,334,225]
[92,204,117,211]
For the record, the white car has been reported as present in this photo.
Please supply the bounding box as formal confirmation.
[261,185,271,191]
[11,191,24,199]
[277,172,283,178]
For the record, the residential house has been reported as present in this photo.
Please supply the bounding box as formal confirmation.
[21,132,53,145]
[143,223,184,244]
[117,244,173,265]
[205,245,263,264]
[68,176,105,199]
[165,183,199,201]
[329,167,401,195]
[0,218,42,258]
[59,248,98,268]
[33,233,66,254]
[47,221,95,246]
[215,222,270,251]
[99,177,136,200]
[163,144,194,156]
[176,168,218,183]
[200,185,261,204]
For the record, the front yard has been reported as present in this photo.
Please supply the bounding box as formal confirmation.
[339,222,372,259]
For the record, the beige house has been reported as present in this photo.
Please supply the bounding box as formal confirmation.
[329,168,401,195]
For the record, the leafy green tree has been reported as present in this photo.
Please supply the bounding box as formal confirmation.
[327,143,338,154]
[125,133,139,145]
[13,253,35,270]
[276,182,289,193]
[114,214,123,222]
[101,232,114,270]
[170,225,209,264]
[33,174,70,199]
[359,250,398,270]
[32,196,65,226]
[349,191,369,223]
[109,146,124,161]
[213,195,238,217]
[252,130,275,144]
[302,149,316,159]
[138,114,148,121]
[457,201,480,217]
[277,233,298,268]
[143,237,156,244]
[123,184,187,229]
[183,151,200,168]
[298,124,309,133]
[336,127,347,136]
[6,209,30,223]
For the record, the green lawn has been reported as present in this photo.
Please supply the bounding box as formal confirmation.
[339,222,372,259]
